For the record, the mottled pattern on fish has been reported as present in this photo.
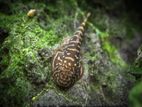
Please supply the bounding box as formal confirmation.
[52,13,91,89]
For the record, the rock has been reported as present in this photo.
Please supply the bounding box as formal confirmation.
[119,31,142,64]
[32,33,135,106]
[32,56,90,106]
[32,90,70,107]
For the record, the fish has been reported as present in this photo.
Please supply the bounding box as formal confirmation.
[52,13,91,89]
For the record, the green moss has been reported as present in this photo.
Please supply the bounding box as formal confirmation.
[88,21,126,67]
[95,27,126,67]
[0,0,84,106]
[0,1,63,106]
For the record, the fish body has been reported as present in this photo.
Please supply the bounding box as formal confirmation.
[52,13,91,89]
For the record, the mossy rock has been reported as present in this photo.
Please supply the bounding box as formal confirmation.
[0,0,140,107]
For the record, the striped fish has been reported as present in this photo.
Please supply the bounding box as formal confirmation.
[52,13,91,89]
